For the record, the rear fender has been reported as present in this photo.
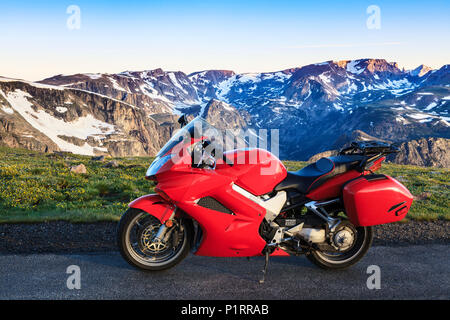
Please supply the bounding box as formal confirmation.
[128,194,175,223]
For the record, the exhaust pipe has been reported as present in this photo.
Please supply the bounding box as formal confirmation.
[297,228,326,243]
[285,223,326,243]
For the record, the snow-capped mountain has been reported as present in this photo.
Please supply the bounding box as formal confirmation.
[1,58,449,160]
[410,64,433,77]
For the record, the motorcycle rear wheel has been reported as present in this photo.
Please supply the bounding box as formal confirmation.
[306,225,373,270]
[117,208,193,271]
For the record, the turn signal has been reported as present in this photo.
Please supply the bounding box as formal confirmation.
[165,220,174,228]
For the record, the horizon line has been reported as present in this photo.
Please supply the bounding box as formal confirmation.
[1,58,448,83]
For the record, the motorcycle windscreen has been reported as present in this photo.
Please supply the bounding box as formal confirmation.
[343,175,413,226]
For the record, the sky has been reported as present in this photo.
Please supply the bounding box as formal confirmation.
[0,0,449,81]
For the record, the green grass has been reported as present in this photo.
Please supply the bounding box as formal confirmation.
[0,146,155,223]
[0,147,448,223]
[379,164,449,221]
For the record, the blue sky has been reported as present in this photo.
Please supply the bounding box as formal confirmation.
[0,0,449,80]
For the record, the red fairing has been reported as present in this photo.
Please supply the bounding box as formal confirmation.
[270,247,290,256]
[129,194,176,223]
[220,148,287,196]
[150,148,287,257]
[343,175,413,226]
[159,170,268,257]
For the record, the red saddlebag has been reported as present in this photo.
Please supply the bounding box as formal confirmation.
[343,175,413,226]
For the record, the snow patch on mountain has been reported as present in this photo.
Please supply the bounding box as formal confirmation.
[3,89,115,155]
[168,72,188,94]
[56,107,68,113]
[424,102,438,111]
[216,76,237,102]
[346,61,365,74]
[261,72,291,82]
[85,73,102,80]
[417,92,434,95]
[1,105,14,114]
[407,113,435,120]
[410,65,433,77]
[108,77,129,92]
[238,73,261,84]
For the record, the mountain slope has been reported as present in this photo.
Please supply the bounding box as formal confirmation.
[390,137,450,168]
[0,78,166,156]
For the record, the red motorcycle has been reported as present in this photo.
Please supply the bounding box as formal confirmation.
[117,116,413,281]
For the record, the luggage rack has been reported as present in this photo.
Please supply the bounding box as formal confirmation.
[338,140,399,156]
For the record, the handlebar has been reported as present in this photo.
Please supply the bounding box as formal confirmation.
[192,140,233,169]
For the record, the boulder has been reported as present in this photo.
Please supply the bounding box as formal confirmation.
[70,164,87,174]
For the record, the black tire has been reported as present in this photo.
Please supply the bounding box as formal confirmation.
[307,226,373,270]
[117,208,193,271]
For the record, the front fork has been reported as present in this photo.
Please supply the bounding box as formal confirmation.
[152,208,177,244]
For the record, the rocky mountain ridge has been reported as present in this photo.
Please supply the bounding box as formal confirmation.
[390,137,450,168]
[0,58,449,165]
[307,130,450,168]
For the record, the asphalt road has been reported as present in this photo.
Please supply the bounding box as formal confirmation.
[0,244,448,300]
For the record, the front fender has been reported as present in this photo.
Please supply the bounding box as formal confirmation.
[129,194,175,223]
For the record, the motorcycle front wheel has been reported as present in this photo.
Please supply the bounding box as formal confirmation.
[117,208,193,271]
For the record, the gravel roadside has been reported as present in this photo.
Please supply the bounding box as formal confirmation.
[0,221,448,254]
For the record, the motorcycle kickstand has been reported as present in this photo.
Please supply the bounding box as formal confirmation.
[259,249,270,284]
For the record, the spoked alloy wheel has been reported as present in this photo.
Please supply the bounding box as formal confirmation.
[307,223,373,270]
[118,208,192,271]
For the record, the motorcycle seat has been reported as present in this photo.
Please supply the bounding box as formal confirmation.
[275,155,365,194]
